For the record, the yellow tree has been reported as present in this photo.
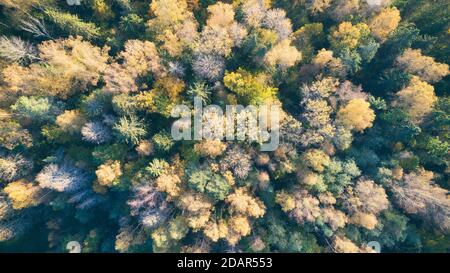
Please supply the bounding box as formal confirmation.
[394,76,437,123]
[264,39,302,71]
[302,149,331,173]
[225,188,266,218]
[330,22,370,50]
[3,180,40,209]
[396,49,450,83]
[96,161,122,187]
[369,7,401,42]
[56,110,87,135]
[2,37,109,99]
[337,99,375,132]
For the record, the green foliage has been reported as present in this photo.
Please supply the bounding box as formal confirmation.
[146,158,169,178]
[92,143,129,164]
[152,130,174,152]
[119,14,145,37]
[44,9,101,39]
[113,115,147,145]
[11,96,62,124]
[188,170,231,201]
[223,68,278,105]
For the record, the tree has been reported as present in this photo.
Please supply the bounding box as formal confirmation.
[394,76,437,123]
[263,9,293,40]
[293,23,326,62]
[189,171,231,202]
[138,76,185,117]
[302,149,330,173]
[0,36,36,64]
[332,236,373,253]
[330,22,370,51]
[192,54,226,82]
[136,139,154,156]
[337,99,375,132]
[196,26,234,57]
[128,184,170,228]
[391,169,450,232]
[223,68,278,105]
[220,146,253,180]
[56,110,87,135]
[0,118,33,150]
[44,9,101,39]
[345,179,389,230]
[206,2,235,28]
[113,115,147,145]
[396,48,449,83]
[152,130,175,152]
[369,7,401,42]
[155,173,182,198]
[3,180,41,209]
[203,219,228,242]
[11,96,62,125]
[194,140,227,159]
[2,37,109,99]
[146,158,170,178]
[226,188,266,218]
[147,0,191,31]
[241,0,268,28]
[95,160,122,187]
[0,154,32,182]
[264,39,302,71]
[306,0,332,14]
[81,121,112,144]
[36,163,88,192]
[103,40,162,94]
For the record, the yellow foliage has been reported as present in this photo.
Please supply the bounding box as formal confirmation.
[4,180,40,209]
[203,219,229,242]
[275,191,296,212]
[0,0,42,10]
[186,210,211,230]
[303,149,331,173]
[194,140,227,159]
[226,188,266,218]
[138,76,185,117]
[307,0,332,14]
[395,76,437,123]
[337,99,375,132]
[92,0,114,20]
[264,39,302,70]
[350,212,378,230]
[135,140,154,156]
[392,166,404,180]
[178,192,213,213]
[156,173,182,197]
[2,37,108,99]
[331,22,370,50]
[206,2,235,28]
[119,40,162,77]
[369,7,401,41]
[333,236,360,253]
[228,215,251,237]
[56,110,87,134]
[396,49,450,83]
[148,0,190,30]
[95,161,122,187]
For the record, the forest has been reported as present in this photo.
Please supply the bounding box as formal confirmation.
[0,0,448,253]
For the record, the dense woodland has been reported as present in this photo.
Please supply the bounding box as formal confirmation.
[0,0,449,253]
